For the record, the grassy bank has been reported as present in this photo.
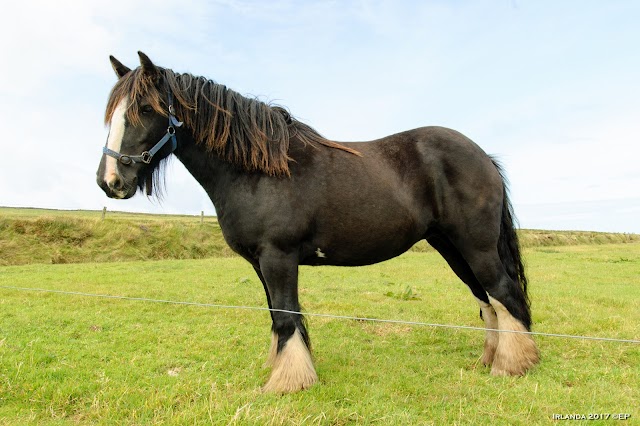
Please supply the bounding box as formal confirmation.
[0,244,638,424]
[0,208,234,266]
[1,207,639,266]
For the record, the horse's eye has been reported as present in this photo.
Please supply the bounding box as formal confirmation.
[141,105,154,114]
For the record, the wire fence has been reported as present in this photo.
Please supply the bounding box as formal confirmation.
[1,285,638,344]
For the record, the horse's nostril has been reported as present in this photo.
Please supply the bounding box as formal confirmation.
[108,176,124,191]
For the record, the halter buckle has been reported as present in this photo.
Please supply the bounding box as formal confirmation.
[141,152,152,164]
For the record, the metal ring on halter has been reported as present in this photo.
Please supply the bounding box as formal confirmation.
[119,155,132,165]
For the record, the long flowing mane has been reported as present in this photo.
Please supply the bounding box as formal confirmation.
[105,67,359,176]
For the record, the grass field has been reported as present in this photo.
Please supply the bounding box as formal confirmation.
[0,208,639,424]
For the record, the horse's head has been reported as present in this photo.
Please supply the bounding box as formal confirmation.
[96,52,182,199]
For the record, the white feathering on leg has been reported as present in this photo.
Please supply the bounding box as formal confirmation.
[263,329,318,393]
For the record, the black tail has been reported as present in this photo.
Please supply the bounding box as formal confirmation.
[491,159,531,322]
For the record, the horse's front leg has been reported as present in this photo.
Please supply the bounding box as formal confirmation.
[257,248,317,393]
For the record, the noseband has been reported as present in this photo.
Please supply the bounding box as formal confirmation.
[103,92,183,165]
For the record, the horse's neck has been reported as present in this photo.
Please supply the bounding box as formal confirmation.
[173,135,238,213]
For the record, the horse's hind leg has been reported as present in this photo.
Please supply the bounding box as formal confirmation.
[462,249,539,376]
[257,248,317,393]
[427,232,499,366]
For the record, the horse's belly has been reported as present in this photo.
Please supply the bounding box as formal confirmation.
[300,222,423,267]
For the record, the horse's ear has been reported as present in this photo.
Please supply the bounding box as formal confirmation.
[109,55,131,79]
[138,51,159,80]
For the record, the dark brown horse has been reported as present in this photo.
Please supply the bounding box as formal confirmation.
[96,52,539,393]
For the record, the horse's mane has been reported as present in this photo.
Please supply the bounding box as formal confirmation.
[105,67,359,176]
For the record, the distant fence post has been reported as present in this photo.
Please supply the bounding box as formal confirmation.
[102,207,107,221]
[201,211,204,224]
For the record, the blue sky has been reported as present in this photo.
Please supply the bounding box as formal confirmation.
[1,1,638,232]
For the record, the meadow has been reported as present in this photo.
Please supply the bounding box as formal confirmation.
[0,208,638,425]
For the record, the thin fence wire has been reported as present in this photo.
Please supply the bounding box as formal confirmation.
[0,285,638,344]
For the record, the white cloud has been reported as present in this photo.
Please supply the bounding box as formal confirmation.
[0,2,114,96]
[506,112,640,205]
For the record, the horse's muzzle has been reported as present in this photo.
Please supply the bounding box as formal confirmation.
[97,174,137,199]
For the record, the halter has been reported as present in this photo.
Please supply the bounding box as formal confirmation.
[103,92,183,165]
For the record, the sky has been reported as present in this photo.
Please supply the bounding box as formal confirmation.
[0,0,638,233]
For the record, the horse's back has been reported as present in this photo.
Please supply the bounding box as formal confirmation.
[334,126,503,213]
[340,126,495,170]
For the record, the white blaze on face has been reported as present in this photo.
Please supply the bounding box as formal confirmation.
[104,97,128,184]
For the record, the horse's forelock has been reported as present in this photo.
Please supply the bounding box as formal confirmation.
[104,68,166,127]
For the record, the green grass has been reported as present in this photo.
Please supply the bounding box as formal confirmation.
[1,243,638,424]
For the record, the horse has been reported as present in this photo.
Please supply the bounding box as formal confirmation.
[96,52,539,393]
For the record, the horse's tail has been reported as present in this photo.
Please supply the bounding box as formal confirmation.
[492,159,530,321]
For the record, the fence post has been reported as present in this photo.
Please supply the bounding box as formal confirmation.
[102,206,107,221]
[201,210,204,224]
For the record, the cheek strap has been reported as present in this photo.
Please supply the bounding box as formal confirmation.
[102,91,184,165]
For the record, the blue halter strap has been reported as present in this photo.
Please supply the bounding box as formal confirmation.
[103,92,183,165]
